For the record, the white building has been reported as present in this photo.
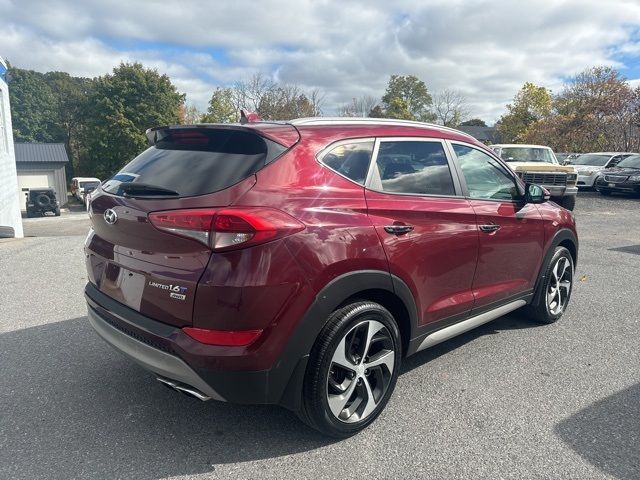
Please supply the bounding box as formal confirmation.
[0,56,23,238]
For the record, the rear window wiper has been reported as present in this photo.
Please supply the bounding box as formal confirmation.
[119,182,179,197]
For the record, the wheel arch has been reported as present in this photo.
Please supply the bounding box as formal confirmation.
[532,228,578,306]
[277,270,419,410]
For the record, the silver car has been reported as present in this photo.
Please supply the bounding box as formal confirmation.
[574,152,638,188]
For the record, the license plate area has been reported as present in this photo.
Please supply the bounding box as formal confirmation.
[100,262,146,311]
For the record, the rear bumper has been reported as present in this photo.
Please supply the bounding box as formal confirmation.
[85,283,282,405]
[87,304,225,401]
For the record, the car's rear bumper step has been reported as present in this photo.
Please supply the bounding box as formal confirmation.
[87,305,225,401]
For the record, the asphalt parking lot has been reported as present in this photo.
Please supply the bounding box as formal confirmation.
[1,192,638,480]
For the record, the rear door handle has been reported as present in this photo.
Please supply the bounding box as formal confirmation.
[479,224,501,233]
[384,225,414,235]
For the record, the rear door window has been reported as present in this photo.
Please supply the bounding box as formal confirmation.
[102,128,286,197]
[368,140,456,196]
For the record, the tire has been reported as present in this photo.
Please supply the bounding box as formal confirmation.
[526,246,574,324]
[559,195,576,211]
[35,194,51,209]
[54,207,61,216]
[26,209,33,218]
[300,301,401,437]
[598,189,612,196]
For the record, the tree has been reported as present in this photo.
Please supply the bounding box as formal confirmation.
[201,87,237,123]
[433,89,469,127]
[381,75,435,121]
[257,84,318,120]
[460,118,487,127]
[8,66,93,177]
[524,67,639,152]
[7,67,58,143]
[179,103,204,124]
[496,82,552,142]
[83,62,184,178]
[339,95,378,117]
[368,105,385,118]
[43,72,93,176]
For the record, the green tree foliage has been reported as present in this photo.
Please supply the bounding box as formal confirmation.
[8,67,92,177]
[257,85,319,120]
[83,62,184,177]
[525,67,639,152]
[380,75,435,121]
[8,68,58,143]
[460,118,487,127]
[368,105,385,118]
[201,87,237,123]
[496,82,552,142]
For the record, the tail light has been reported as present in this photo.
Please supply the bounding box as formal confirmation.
[148,207,305,251]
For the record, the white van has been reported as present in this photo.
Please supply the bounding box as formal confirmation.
[71,177,101,201]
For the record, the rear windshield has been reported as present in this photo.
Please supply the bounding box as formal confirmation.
[102,128,286,197]
[80,181,100,189]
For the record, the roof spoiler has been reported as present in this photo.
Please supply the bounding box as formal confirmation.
[239,109,261,124]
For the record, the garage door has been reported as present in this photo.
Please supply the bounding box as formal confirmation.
[17,172,55,210]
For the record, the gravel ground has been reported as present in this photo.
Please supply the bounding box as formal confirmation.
[0,192,638,480]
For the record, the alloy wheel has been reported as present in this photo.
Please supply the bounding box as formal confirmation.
[327,320,395,423]
[547,256,573,315]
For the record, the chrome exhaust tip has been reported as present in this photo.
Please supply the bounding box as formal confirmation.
[156,376,211,402]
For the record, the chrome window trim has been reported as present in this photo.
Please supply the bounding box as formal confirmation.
[364,137,464,198]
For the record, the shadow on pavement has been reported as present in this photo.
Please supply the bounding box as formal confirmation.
[0,317,332,480]
[555,383,640,479]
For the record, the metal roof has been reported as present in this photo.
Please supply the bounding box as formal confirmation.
[14,143,69,164]
[289,117,476,139]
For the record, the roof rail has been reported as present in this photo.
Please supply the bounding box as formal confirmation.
[288,117,476,140]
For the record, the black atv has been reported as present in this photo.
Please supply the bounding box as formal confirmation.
[25,188,60,217]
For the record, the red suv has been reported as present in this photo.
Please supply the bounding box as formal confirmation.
[85,117,578,437]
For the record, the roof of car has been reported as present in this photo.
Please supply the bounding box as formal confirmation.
[290,117,475,137]
[491,144,552,149]
[579,152,638,156]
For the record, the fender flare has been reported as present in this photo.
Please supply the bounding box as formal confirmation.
[532,228,579,305]
[275,270,418,409]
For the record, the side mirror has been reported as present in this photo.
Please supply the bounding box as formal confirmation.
[525,183,550,204]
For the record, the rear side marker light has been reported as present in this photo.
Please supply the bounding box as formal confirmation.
[182,327,263,346]
[148,207,304,251]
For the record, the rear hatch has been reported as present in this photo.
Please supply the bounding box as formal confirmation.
[85,125,298,327]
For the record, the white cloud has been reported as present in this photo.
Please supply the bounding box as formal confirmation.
[2,0,640,120]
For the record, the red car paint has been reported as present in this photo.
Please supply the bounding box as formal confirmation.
[85,119,577,404]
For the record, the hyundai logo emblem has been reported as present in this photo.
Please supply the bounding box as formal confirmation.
[104,208,118,225]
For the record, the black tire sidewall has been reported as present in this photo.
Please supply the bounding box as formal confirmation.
[303,302,401,437]
[540,247,574,322]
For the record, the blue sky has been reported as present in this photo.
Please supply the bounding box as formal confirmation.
[2,0,640,121]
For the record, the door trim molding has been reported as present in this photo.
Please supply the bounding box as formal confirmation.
[414,299,527,353]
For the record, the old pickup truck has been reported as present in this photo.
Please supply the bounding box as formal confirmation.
[490,144,578,210]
